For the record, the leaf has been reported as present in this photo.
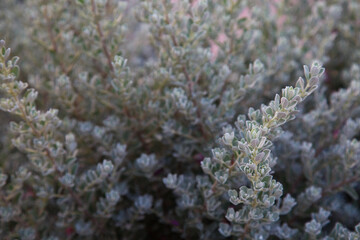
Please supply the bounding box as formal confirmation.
[187,18,193,34]
[343,185,359,200]
[11,66,19,77]
[237,17,247,25]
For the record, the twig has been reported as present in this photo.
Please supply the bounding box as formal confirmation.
[91,0,114,73]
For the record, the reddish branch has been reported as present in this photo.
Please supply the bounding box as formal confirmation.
[91,0,114,73]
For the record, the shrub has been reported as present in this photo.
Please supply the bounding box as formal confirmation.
[1,0,360,239]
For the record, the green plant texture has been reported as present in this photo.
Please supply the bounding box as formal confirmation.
[1,0,360,239]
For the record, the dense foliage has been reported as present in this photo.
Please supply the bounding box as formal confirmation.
[1,0,360,239]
